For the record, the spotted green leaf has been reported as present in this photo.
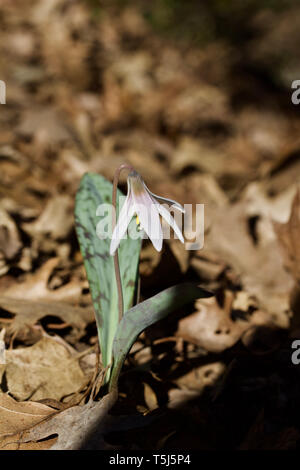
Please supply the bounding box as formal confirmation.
[75,173,141,371]
[110,283,213,389]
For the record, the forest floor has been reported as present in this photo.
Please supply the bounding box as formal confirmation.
[0,0,300,450]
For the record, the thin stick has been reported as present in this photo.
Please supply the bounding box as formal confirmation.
[112,164,134,323]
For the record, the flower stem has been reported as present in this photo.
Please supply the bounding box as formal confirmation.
[112,164,134,323]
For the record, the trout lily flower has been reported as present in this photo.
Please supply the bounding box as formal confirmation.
[110,170,184,255]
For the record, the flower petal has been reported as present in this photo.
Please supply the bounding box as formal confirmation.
[143,182,185,213]
[156,202,185,243]
[110,192,135,255]
[132,189,163,252]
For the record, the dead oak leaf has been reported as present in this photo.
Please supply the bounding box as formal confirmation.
[204,200,293,320]
[0,336,90,401]
[1,257,82,303]
[0,297,94,342]
[177,296,248,353]
[0,393,54,438]
[175,362,226,392]
[18,388,157,450]
[177,293,283,355]
[22,195,73,241]
[18,390,118,450]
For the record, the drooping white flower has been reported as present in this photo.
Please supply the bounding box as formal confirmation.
[110,170,184,255]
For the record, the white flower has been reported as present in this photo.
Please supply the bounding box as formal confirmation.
[110,170,184,255]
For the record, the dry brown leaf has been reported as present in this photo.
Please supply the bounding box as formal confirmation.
[22,195,73,241]
[171,137,228,177]
[1,257,82,303]
[17,390,118,450]
[1,336,90,401]
[204,197,293,320]
[177,292,283,354]
[177,295,248,353]
[175,362,226,392]
[0,393,55,449]
[168,389,200,410]
[0,434,57,450]
[0,296,94,342]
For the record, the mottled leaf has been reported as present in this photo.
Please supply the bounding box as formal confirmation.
[110,283,213,388]
[75,173,141,369]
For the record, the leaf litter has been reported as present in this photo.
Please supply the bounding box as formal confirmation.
[0,0,300,450]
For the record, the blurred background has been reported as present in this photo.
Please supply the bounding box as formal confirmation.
[1,0,300,203]
[1,0,300,450]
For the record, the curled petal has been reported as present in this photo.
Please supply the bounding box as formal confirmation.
[143,182,185,213]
